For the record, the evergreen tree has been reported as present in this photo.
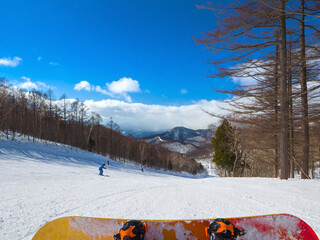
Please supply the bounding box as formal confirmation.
[212,120,236,176]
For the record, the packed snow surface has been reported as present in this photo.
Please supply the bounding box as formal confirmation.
[0,136,319,239]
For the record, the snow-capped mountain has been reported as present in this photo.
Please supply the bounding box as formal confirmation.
[123,126,214,140]
[158,126,214,141]
[143,127,215,156]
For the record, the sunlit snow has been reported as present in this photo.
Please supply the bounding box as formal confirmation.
[0,134,319,239]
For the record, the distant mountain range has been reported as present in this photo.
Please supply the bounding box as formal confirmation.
[124,127,215,158]
[157,126,214,142]
[122,129,164,138]
[123,126,214,140]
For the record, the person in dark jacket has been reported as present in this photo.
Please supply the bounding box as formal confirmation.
[99,163,106,176]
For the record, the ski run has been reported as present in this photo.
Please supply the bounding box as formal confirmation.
[0,135,319,239]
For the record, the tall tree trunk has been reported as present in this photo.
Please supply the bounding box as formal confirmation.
[300,0,310,179]
[279,0,289,180]
[274,36,279,178]
[288,35,295,178]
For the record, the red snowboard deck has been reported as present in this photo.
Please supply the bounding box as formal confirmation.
[33,214,319,240]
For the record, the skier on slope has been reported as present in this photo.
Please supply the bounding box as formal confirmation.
[99,163,106,176]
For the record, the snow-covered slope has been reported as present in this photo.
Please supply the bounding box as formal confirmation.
[163,142,196,154]
[0,136,319,239]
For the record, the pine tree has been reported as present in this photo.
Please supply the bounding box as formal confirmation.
[212,119,236,176]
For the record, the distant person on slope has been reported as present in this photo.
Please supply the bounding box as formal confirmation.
[99,163,106,176]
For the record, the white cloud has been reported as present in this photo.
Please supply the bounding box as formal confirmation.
[95,85,111,96]
[231,61,269,86]
[49,61,60,66]
[38,56,42,61]
[124,94,132,103]
[37,81,53,89]
[232,71,259,86]
[11,76,52,91]
[74,77,141,102]
[83,99,226,131]
[21,76,31,81]
[19,76,38,90]
[0,56,22,67]
[74,81,92,91]
[180,89,188,94]
[106,77,141,94]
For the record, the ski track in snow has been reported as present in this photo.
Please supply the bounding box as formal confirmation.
[0,137,319,240]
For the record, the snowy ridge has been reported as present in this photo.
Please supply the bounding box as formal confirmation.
[168,143,195,154]
[0,135,319,239]
[163,142,196,154]
[142,126,214,155]
[146,136,165,144]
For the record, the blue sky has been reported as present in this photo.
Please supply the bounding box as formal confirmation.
[0,0,236,131]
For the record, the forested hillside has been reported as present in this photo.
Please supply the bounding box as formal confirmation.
[0,79,204,174]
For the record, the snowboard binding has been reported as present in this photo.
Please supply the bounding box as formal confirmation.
[206,218,246,240]
[113,220,147,240]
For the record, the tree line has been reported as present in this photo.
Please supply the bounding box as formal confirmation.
[0,79,204,175]
[197,0,320,179]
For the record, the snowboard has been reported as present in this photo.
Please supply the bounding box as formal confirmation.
[32,214,318,240]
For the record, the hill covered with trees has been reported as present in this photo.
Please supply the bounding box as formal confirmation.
[0,79,204,175]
